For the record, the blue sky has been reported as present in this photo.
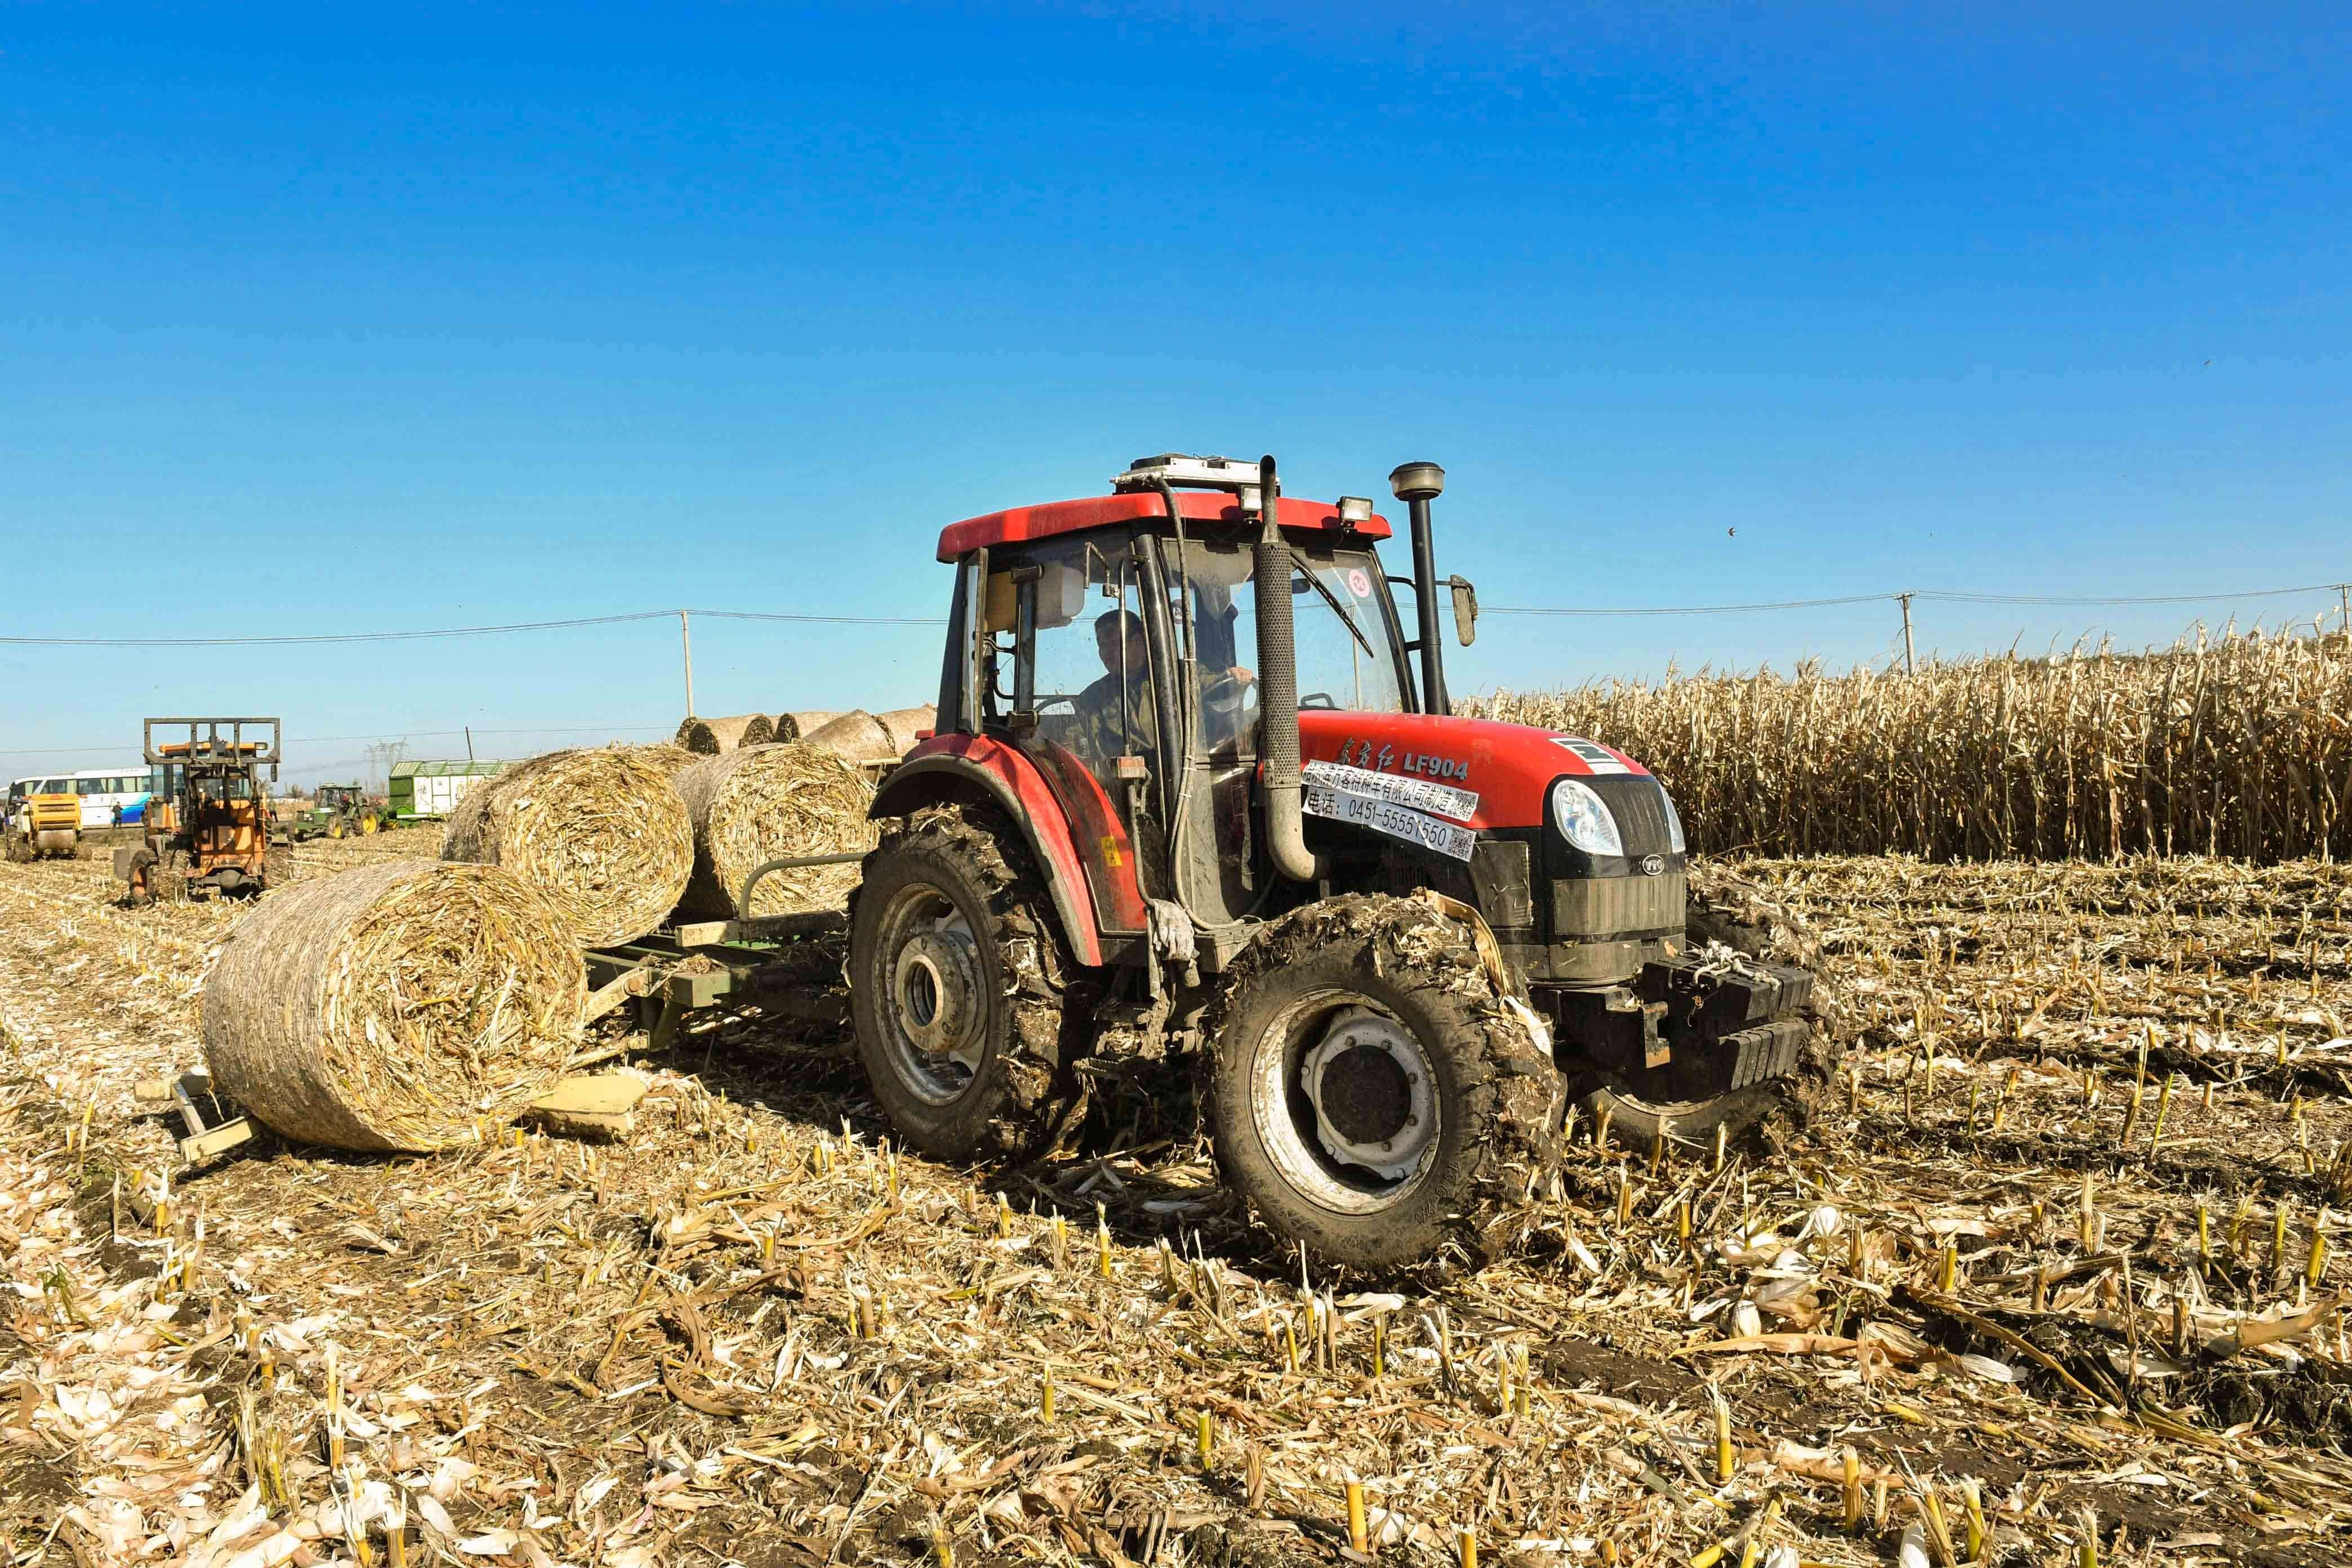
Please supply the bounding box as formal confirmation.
[3,3,2346,785]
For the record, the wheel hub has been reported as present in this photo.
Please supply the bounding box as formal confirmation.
[1300,1008,1435,1182]
[891,921,982,1063]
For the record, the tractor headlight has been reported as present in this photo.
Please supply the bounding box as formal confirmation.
[1549,778,1624,857]
[1659,783,1687,854]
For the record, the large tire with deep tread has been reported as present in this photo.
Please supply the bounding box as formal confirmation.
[1207,895,1563,1271]
[1577,862,1839,1148]
[848,803,1089,1162]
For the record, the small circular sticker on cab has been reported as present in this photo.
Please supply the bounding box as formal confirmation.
[1346,568,1372,598]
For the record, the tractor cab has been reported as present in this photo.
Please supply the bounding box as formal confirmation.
[927,456,1429,952]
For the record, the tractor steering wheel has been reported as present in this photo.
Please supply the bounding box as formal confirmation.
[1201,670,1258,715]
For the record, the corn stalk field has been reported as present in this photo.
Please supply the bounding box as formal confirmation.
[1472,630,2352,863]
[5,834,2352,1566]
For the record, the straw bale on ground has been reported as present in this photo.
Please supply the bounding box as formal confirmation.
[441,747,694,947]
[201,859,586,1151]
[675,714,776,755]
[674,742,877,919]
[771,710,841,741]
[800,706,935,764]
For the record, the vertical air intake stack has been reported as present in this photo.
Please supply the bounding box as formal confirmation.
[1388,461,1449,716]
[1254,454,1325,883]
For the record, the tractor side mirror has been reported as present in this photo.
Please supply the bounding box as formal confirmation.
[1449,576,1478,647]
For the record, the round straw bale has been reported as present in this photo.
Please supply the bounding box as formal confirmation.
[675,714,776,755]
[201,860,586,1152]
[619,741,701,778]
[875,705,938,750]
[800,710,896,765]
[771,710,842,742]
[674,742,877,918]
[440,747,694,947]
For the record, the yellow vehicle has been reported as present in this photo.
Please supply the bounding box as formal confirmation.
[4,775,82,862]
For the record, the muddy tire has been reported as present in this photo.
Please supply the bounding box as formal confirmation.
[848,803,1089,1162]
[1208,896,1563,1271]
[1578,863,1838,1149]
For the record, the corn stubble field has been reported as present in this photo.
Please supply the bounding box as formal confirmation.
[7,638,2352,1568]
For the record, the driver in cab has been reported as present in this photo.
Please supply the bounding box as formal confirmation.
[1072,609,1255,768]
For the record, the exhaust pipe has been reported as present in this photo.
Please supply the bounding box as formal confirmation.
[1254,454,1327,884]
[1389,461,1448,716]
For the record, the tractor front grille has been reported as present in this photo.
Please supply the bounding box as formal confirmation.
[1552,870,1684,938]
[1583,776,1675,858]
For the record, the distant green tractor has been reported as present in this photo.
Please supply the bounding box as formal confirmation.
[282,783,388,842]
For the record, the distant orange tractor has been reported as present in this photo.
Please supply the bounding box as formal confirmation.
[118,718,291,903]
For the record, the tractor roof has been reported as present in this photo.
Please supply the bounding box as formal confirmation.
[937,492,1391,563]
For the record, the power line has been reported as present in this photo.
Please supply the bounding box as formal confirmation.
[2,579,2338,644]
[2,724,672,761]
[1917,583,2348,607]
[1485,592,1890,617]
[0,608,943,648]
[1486,580,2348,617]
[691,609,947,627]
[0,611,681,648]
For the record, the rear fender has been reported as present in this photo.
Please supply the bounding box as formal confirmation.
[870,740,1112,968]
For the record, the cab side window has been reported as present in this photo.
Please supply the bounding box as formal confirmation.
[1002,536,1148,782]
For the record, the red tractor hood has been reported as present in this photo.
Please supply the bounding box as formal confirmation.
[1297,710,1646,831]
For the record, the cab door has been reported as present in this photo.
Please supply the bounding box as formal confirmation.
[985,534,1159,939]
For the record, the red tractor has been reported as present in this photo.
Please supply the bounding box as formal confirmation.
[849,455,1818,1269]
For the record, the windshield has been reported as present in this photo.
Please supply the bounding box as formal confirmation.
[1170,540,1407,716]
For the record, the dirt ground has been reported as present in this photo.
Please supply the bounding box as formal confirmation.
[4,830,2350,1566]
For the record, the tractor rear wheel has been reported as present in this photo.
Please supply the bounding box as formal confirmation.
[1208,896,1563,1271]
[848,804,1088,1162]
[124,847,158,905]
[1575,865,1837,1149]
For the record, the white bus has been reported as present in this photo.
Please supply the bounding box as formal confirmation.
[11,768,162,828]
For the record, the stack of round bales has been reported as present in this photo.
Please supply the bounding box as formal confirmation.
[202,860,585,1152]
[675,714,776,755]
[442,746,694,947]
[674,742,877,919]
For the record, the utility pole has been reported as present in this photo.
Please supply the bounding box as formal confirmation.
[464,725,474,763]
[1897,593,1917,676]
[2338,583,2349,635]
[679,610,696,718]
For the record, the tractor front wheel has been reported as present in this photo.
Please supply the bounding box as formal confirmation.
[1208,896,1563,1271]
[848,804,1088,1163]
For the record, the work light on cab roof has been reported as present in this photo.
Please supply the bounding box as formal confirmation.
[840,448,1824,1271]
